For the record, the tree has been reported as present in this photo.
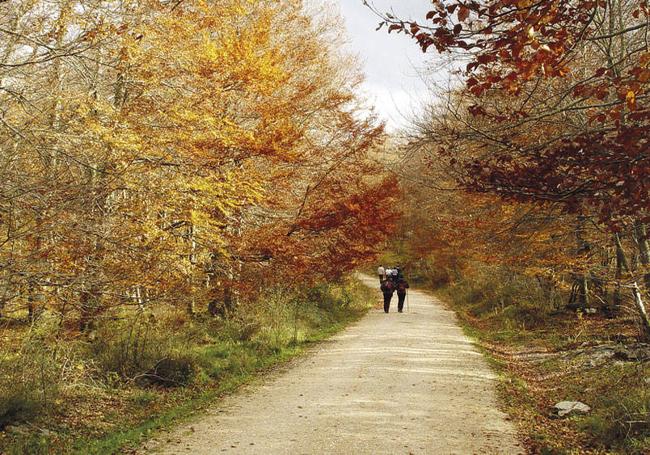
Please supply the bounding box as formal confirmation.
[373,0,648,225]
[375,0,650,334]
[0,0,398,327]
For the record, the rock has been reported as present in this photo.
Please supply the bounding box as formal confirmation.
[553,401,591,417]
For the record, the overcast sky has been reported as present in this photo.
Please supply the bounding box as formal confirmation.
[335,0,434,132]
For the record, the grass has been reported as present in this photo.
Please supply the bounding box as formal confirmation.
[413,262,649,454]
[0,278,373,455]
[74,345,302,455]
[89,314,361,454]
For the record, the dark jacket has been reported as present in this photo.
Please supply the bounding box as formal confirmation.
[396,279,409,294]
[380,280,395,294]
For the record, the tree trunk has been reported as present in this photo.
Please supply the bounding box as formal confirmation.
[537,274,558,309]
[635,221,650,292]
[28,283,36,323]
[578,276,589,309]
[79,284,101,332]
[186,223,197,316]
[571,216,590,309]
[187,275,195,316]
[613,233,630,311]
[631,283,650,339]
[78,164,107,331]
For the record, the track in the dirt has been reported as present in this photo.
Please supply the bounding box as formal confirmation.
[146,275,523,455]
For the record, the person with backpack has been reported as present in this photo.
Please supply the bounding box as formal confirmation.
[377,265,386,284]
[396,277,410,313]
[380,278,395,313]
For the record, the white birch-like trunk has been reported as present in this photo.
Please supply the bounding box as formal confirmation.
[631,283,650,338]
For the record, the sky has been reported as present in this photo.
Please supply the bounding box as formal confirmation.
[335,0,435,132]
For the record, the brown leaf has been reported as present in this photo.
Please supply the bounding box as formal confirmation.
[458,5,470,22]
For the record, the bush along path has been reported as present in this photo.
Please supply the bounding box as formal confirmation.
[433,270,650,454]
[143,275,522,454]
[0,281,371,455]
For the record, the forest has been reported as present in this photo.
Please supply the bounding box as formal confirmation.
[0,0,649,454]
[0,0,395,452]
[376,0,650,452]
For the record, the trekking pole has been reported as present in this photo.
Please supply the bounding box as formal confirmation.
[406,289,410,313]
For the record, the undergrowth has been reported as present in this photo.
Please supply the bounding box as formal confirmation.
[0,277,372,454]
[399,255,649,455]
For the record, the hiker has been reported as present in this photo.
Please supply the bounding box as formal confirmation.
[377,265,386,284]
[380,278,395,313]
[396,277,410,313]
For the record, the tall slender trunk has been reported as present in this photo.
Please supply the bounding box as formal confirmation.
[79,34,121,331]
[631,283,650,339]
[29,2,71,319]
[577,276,589,309]
[613,233,629,310]
[186,223,197,316]
[635,221,650,292]
[572,215,591,308]
[79,162,108,331]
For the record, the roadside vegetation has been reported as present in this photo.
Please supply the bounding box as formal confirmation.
[375,1,650,452]
[442,266,649,455]
[0,278,373,454]
[383,248,650,454]
[0,0,394,453]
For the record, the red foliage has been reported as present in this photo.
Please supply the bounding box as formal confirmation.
[377,0,649,227]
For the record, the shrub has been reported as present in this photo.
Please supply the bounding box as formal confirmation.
[202,306,262,343]
[89,314,197,387]
[143,355,198,387]
[0,393,39,430]
[307,284,337,311]
[501,303,548,329]
[442,264,552,327]
[0,314,64,428]
[89,315,163,381]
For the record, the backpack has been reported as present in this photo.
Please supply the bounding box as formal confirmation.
[397,280,409,292]
[380,280,394,293]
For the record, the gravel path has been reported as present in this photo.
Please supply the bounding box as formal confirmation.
[146,275,523,454]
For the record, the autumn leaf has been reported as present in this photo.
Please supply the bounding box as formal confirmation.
[458,5,470,22]
[626,90,637,110]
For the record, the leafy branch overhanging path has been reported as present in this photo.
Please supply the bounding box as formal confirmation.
[146,275,523,454]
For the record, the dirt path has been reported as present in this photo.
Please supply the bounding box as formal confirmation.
[145,275,523,454]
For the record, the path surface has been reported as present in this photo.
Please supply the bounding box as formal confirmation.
[146,275,523,454]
